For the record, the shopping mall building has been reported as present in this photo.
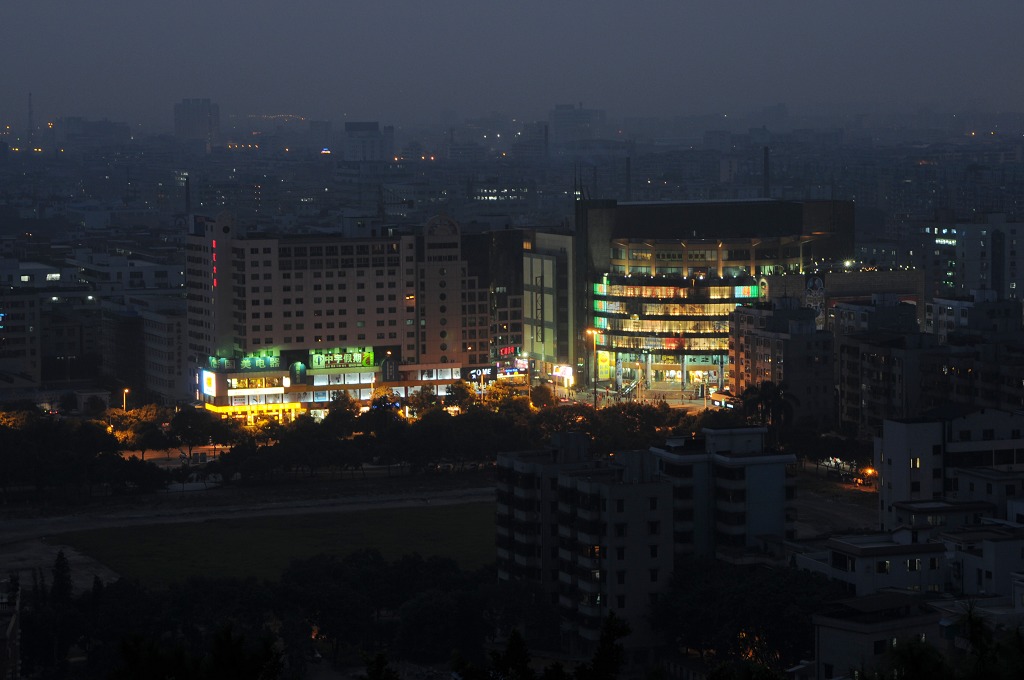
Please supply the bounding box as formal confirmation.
[576,199,854,396]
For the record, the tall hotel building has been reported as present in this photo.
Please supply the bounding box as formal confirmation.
[575,199,854,393]
[185,213,489,423]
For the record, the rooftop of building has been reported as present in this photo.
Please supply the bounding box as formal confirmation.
[824,533,945,556]
[582,198,852,241]
[952,466,1024,481]
[814,592,939,625]
[892,498,995,513]
[938,524,1024,545]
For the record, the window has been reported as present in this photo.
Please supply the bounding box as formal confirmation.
[649,497,658,510]
[907,559,921,572]
[616,499,625,512]
[616,547,625,560]
[876,560,890,574]
[649,545,658,558]
[649,569,659,582]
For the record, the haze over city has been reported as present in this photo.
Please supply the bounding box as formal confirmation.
[8,1,1024,678]
[5,0,1024,129]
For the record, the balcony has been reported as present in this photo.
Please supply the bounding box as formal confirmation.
[513,507,538,523]
[513,552,540,569]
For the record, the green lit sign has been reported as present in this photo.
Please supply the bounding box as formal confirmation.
[309,347,374,369]
[240,355,281,370]
[207,350,282,372]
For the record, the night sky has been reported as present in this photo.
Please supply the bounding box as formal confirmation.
[4,0,1023,130]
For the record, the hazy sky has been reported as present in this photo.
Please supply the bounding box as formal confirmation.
[3,0,1023,130]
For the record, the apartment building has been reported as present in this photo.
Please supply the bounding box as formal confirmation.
[939,525,1024,597]
[185,212,489,422]
[796,531,946,596]
[838,332,938,439]
[730,298,834,427]
[875,408,1024,531]
[495,433,673,653]
[804,593,941,680]
[649,427,797,561]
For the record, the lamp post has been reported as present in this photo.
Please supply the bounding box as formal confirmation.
[586,329,598,408]
[637,361,643,403]
[122,388,129,411]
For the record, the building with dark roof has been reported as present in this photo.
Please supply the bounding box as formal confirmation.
[574,199,854,396]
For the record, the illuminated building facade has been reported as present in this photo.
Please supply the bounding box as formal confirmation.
[592,273,757,392]
[185,213,488,423]
[576,199,855,393]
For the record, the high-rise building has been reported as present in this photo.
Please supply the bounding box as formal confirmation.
[184,213,489,423]
[173,98,220,147]
[495,433,674,654]
[497,428,796,652]
[575,199,854,396]
[343,122,394,162]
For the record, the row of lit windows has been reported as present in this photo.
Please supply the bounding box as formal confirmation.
[595,283,759,300]
[598,333,729,352]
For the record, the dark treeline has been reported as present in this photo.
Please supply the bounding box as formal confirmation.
[14,548,630,680]
[13,548,871,680]
[0,386,765,504]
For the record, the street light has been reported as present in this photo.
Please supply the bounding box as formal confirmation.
[585,329,598,408]
[122,388,129,411]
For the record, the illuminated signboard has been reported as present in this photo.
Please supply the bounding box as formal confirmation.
[498,345,519,357]
[201,370,217,397]
[467,367,497,383]
[309,347,375,369]
[552,365,574,379]
[207,352,282,372]
[239,354,281,370]
[734,285,758,299]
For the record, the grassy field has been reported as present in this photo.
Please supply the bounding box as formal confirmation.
[52,501,496,589]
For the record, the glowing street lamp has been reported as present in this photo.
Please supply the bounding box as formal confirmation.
[122,388,130,411]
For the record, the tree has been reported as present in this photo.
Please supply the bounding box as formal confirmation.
[531,403,598,445]
[405,386,441,417]
[883,637,954,680]
[575,613,630,680]
[530,384,556,409]
[169,407,220,463]
[361,652,400,680]
[445,380,477,411]
[83,395,108,418]
[248,416,283,447]
[127,419,173,461]
[50,549,73,607]
[593,402,666,454]
[491,629,535,680]
[740,381,799,445]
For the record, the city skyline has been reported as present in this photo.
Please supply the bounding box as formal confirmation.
[4,0,1024,130]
